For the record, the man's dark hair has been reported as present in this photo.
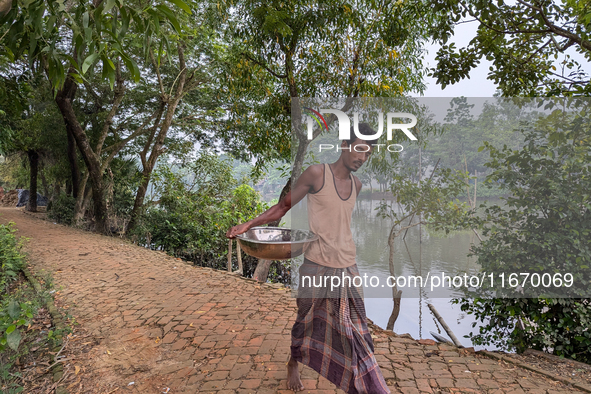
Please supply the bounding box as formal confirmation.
[345,122,376,146]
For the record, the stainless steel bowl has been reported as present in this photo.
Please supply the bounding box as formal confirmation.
[236,227,318,260]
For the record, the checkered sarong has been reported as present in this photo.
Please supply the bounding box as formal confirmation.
[291,259,390,394]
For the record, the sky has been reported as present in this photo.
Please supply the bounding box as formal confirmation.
[414,20,498,98]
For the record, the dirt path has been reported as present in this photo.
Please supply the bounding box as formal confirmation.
[1,207,586,394]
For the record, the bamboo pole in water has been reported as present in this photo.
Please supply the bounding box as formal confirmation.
[427,303,463,348]
[419,146,422,244]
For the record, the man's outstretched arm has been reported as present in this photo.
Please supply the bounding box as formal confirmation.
[226,165,323,238]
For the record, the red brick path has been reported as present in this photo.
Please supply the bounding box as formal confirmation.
[0,208,584,393]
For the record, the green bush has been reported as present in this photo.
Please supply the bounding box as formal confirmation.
[47,193,76,225]
[129,155,268,271]
[456,298,591,362]
[0,223,25,292]
[0,223,34,354]
[456,105,591,363]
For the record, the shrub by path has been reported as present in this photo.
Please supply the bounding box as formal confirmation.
[0,207,585,394]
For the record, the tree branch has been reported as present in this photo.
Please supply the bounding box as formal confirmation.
[547,70,588,84]
[100,114,156,172]
[82,80,103,112]
[516,0,541,12]
[518,38,552,66]
[97,62,125,156]
[140,101,166,169]
[458,2,551,35]
[149,49,166,97]
[242,52,288,79]
[534,5,591,52]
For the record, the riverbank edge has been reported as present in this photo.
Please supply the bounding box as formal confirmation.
[478,350,591,393]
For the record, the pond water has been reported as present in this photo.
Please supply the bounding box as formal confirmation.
[355,198,484,348]
[286,197,497,350]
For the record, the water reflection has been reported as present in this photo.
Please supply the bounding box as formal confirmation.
[353,198,485,347]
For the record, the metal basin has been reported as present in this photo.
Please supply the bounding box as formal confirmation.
[236,227,318,260]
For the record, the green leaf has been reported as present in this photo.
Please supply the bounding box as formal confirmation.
[71,73,84,84]
[6,325,16,335]
[104,0,116,12]
[65,55,80,70]
[82,53,100,74]
[107,68,115,90]
[120,53,140,82]
[163,35,172,65]
[47,15,56,31]
[85,27,92,43]
[8,300,20,319]
[119,6,130,37]
[83,11,89,28]
[7,328,21,351]
[157,39,164,66]
[167,0,192,14]
[156,4,182,34]
[29,37,37,56]
[101,54,115,71]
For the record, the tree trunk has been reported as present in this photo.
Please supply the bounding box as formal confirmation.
[252,169,294,282]
[104,168,115,219]
[55,74,108,233]
[74,172,89,224]
[268,179,291,227]
[386,289,402,331]
[251,102,307,281]
[387,234,402,330]
[253,260,272,283]
[26,150,39,212]
[74,186,93,226]
[90,177,107,233]
[66,127,80,198]
[39,166,50,198]
[128,167,150,231]
[53,182,61,200]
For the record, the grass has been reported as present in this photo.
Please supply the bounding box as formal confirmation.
[0,223,70,393]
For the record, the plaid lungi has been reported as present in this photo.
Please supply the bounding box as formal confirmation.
[291,259,390,394]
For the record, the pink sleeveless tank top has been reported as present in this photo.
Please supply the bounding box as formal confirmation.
[304,163,357,268]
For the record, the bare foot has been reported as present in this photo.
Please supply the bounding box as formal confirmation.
[286,356,304,391]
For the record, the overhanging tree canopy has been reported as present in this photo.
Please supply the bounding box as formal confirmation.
[430,0,591,96]
[0,0,211,233]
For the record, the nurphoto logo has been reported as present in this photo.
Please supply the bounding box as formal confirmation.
[303,107,418,152]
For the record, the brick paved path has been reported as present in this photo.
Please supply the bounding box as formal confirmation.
[0,208,585,394]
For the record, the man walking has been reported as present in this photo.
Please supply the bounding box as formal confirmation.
[227,123,390,393]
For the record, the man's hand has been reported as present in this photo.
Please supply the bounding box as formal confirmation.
[226,223,250,239]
